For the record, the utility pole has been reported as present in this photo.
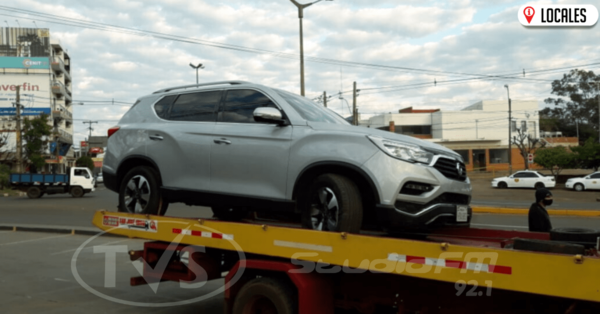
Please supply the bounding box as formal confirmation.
[504,85,512,174]
[352,81,357,126]
[323,91,327,108]
[15,86,23,173]
[189,63,204,85]
[289,0,333,96]
[82,120,98,156]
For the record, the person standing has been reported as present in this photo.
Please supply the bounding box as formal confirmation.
[528,188,553,232]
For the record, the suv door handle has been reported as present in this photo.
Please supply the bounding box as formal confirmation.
[149,135,163,141]
[214,138,231,145]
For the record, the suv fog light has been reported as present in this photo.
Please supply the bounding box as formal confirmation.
[400,182,434,196]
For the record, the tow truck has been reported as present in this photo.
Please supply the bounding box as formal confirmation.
[92,210,600,314]
[11,167,95,198]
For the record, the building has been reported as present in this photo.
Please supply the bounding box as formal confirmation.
[0,27,74,173]
[362,100,552,172]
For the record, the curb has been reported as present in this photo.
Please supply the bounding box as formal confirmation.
[0,224,126,237]
[472,206,600,217]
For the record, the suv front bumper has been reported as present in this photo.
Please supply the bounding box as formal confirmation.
[376,203,472,230]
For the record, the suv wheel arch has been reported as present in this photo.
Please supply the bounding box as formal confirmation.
[117,155,161,188]
[292,162,380,226]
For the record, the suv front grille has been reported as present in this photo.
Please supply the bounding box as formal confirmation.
[433,157,467,181]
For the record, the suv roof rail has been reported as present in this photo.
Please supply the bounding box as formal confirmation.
[152,81,251,94]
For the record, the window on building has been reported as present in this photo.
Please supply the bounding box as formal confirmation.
[154,95,177,119]
[511,121,517,132]
[396,125,432,135]
[489,149,509,164]
[170,91,221,122]
[454,150,469,164]
[521,121,527,131]
[220,89,278,123]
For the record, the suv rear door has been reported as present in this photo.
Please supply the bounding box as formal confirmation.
[209,89,293,200]
[145,90,221,190]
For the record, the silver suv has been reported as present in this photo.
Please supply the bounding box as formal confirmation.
[103,81,472,233]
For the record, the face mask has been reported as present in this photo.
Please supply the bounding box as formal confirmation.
[543,199,553,206]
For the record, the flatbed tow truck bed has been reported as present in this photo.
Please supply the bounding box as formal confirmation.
[92,210,600,314]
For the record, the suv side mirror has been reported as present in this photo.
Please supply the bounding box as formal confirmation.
[253,107,289,126]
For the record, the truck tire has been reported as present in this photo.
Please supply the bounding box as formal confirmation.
[27,187,41,199]
[211,206,248,221]
[550,228,600,248]
[118,166,168,215]
[232,277,296,314]
[300,173,363,233]
[71,186,84,198]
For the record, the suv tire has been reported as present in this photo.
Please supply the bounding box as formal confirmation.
[300,173,363,233]
[498,182,507,189]
[118,166,168,215]
[574,183,584,192]
[211,206,248,221]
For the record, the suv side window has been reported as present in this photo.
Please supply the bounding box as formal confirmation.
[219,89,278,123]
[154,95,177,119]
[525,173,539,178]
[513,172,527,178]
[169,91,221,122]
[590,173,600,179]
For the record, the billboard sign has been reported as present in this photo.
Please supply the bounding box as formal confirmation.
[0,74,51,115]
[0,57,50,69]
[80,141,88,147]
[0,107,51,116]
[0,28,51,57]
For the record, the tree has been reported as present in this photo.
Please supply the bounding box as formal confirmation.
[76,156,95,172]
[571,137,600,171]
[21,114,53,171]
[511,128,546,170]
[543,69,600,143]
[533,146,576,180]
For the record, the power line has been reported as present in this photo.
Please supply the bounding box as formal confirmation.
[1,5,597,83]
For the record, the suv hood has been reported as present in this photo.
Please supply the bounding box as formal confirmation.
[307,122,463,161]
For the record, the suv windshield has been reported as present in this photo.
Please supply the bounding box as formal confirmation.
[275,89,349,125]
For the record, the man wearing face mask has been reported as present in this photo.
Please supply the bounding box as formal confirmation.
[528,188,553,232]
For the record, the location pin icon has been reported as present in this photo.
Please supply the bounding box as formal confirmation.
[524,6,535,23]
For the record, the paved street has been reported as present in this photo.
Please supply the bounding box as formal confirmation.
[0,231,224,314]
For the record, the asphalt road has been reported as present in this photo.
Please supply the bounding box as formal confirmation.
[1,184,599,231]
[0,231,223,314]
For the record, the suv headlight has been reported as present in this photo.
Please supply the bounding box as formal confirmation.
[368,136,434,164]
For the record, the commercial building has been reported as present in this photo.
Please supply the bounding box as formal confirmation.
[362,100,576,172]
[0,27,74,173]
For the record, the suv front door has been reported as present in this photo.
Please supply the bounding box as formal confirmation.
[210,89,293,200]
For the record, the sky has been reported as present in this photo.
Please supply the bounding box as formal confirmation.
[1,0,599,148]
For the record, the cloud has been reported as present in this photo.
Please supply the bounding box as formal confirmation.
[1,0,598,146]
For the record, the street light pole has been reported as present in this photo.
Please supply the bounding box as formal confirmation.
[290,0,332,96]
[504,84,512,175]
[189,63,204,85]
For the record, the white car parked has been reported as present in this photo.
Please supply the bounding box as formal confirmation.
[565,172,600,191]
[491,170,556,189]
